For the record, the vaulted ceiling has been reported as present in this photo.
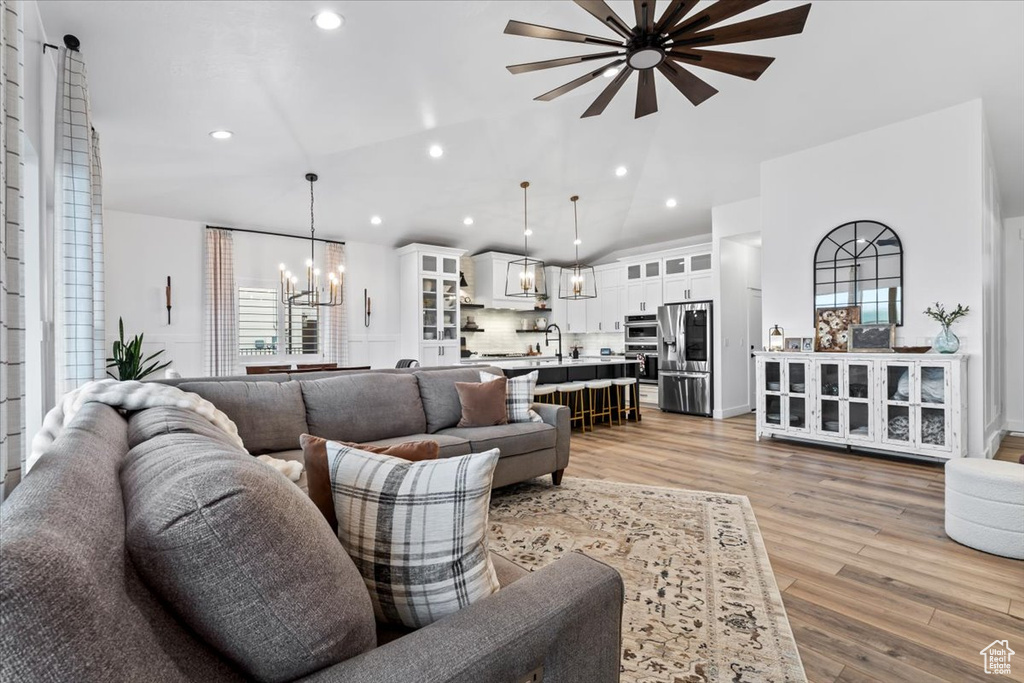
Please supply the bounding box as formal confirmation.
[37,0,1024,263]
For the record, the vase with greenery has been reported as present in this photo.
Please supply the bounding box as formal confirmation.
[924,302,969,354]
[106,317,172,380]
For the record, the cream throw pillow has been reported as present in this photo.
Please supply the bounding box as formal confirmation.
[480,370,543,423]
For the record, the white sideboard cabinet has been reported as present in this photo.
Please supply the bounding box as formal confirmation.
[755,352,968,459]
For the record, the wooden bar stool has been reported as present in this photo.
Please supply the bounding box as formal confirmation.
[612,377,641,424]
[533,384,558,405]
[555,382,587,431]
[585,379,613,429]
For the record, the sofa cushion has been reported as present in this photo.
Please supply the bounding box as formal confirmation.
[121,432,375,683]
[415,368,493,433]
[455,377,509,428]
[325,442,501,628]
[127,405,242,451]
[177,380,308,455]
[438,422,556,458]
[481,370,543,424]
[362,433,472,459]
[300,373,427,442]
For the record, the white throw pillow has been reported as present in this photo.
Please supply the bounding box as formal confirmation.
[480,370,543,423]
[326,442,501,628]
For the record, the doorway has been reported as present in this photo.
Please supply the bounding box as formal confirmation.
[746,288,762,411]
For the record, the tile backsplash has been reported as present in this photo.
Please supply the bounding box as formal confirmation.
[461,307,553,355]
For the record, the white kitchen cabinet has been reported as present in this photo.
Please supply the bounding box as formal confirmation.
[398,244,465,366]
[600,266,626,333]
[624,260,663,314]
[663,252,713,303]
[755,352,967,459]
[565,299,587,334]
[470,251,537,310]
[585,269,603,333]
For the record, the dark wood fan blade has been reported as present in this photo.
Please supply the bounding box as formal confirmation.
[504,20,624,48]
[536,58,626,102]
[635,68,658,118]
[668,49,775,80]
[672,4,811,48]
[574,0,635,41]
[507,51,623,75]
[655,0,699,33]
[581,64,633,117]
[634,0,655,34]
[656,60,718,106]
[669,0,768,38]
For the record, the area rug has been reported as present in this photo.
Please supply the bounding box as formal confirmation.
[488,477,806,683]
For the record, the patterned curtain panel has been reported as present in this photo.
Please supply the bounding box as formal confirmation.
[322,242,349,366]
[54,44,104,393]
[204,228,237,376]
[0,0,25,499]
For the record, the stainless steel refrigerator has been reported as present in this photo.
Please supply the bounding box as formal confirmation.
[657,301,713,416]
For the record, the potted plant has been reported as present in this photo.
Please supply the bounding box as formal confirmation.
[106,317,172,380]
[924,302,969,353]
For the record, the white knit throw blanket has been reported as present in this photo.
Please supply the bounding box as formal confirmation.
[27,379,302,482]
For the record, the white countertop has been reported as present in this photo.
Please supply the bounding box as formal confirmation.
[461,357,639,370]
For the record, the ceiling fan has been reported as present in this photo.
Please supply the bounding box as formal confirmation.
[505,0,811,119]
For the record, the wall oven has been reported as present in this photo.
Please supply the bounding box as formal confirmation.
[624,342,658,385]
[624,314,658,343]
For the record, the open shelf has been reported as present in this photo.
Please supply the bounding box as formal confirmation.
[461,303,485,309]
[516,329,544,333]
[461,327,484,332]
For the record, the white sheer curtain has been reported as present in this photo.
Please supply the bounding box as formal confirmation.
[54,43,104,394]
[323,241,348,366]
[204,228,237,376]
[1,0,24,499]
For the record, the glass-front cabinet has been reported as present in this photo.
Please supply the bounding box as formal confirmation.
[398,244,465,366]
[757,353,966,460]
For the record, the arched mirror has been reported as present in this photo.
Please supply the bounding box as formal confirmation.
[814,221,903,325]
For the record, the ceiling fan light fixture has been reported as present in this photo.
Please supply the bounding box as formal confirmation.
[313,11,343,30]
[627,47,665,70]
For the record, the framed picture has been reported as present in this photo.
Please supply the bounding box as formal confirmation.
[801,337,814,352]
[814,305,861,352]
[784,337,802,352]
[848,323,895,353]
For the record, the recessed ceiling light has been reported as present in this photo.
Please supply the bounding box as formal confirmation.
[370,215,382,225]
[463,217,474,226]
[313,11,344,30]
[574,238,582,245]
[665,198,677,208]
[615,166,627,177]
[603,67,619,78]
[524,229,533,237]
[209,130,233,140]
[428,144,444,158]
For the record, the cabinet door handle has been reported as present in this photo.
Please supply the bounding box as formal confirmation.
[599,322,602,331]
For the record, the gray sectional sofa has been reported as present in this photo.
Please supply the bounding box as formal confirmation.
[160,365,570,489]
[0,394,622,681]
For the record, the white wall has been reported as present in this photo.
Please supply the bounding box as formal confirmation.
[711,198,762,418]
[103,210,401,377]
[761,100,998,456]
[1004,216,1024,433]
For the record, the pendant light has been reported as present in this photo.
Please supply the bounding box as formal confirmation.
[558,195,597,300]
[504,181,547,298]
[278,173,344,307]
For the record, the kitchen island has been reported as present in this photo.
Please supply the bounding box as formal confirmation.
[461,356,639,385]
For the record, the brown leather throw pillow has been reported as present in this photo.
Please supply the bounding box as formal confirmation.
[300,434,440,533]
[454,378,509,428]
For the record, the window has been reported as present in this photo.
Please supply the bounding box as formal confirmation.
[238,287,319,358]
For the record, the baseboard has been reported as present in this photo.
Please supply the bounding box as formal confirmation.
[714,404,751,420]
[984,429,1006,459]
[1005,419,1024,434]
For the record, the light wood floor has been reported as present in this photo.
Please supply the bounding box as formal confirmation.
[563,409,1024,683]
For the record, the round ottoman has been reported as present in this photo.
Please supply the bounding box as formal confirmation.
[944,458,1024,559]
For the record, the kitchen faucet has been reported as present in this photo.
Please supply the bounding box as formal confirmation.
[544,323,563,363]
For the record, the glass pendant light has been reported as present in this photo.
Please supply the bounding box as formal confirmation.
[558,195,597,300]
[278,173,344,307]
[505,181,547,298]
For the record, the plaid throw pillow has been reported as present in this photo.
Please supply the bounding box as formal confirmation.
[326,442,501,628]
[480,370,543,423]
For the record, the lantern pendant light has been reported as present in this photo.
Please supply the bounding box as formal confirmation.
[558,195,597,300]
[504,181,547,298]
[278,173,344,307]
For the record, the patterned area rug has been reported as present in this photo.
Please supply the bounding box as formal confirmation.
[488,477,806,683]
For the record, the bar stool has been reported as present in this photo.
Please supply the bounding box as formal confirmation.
[612,377,641,424]
[532,384,558,405]
[555,382,587,431]
[585,379,613,429]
